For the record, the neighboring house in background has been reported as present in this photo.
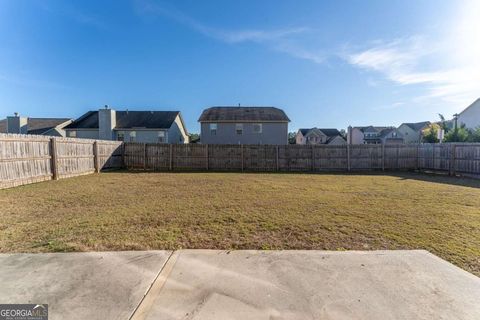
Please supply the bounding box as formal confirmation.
[0,113,72,136]
[457,98,480,129]
[198,106,290,145]
[347,126,404,144]
[296,128,346,145]
[64,106,188,143]
[397,121,431,143]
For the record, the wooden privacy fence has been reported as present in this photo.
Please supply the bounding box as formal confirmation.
[124,142,480,176]
[0,133,123,189]
[2,138,479,189]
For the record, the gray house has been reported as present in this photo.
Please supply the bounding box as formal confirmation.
[198,106,290,145]
[0,113,72,136]
[347,126,404,144]
[65,107,188,143]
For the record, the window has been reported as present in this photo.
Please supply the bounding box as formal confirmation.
[235,123,243,135]
[68,130,77,138]
[210,123,217,135]
[158,131,165,143]
[129,131,136,142]
[253,123,262,133]
[117,131,125,141]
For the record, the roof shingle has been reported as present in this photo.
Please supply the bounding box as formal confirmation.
[198,107,290,122]
[65,111,180,129]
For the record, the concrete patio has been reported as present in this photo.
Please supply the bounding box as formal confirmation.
[0,250,479,320]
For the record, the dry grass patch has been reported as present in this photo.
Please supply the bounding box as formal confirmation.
[1,171,479,276]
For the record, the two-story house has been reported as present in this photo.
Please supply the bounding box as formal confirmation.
[397,121,431,143]
[198,106,290,145]
[295,128,346,145]
[347,126,404,144]
[65,106,189,143]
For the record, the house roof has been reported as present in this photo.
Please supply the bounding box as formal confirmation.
[401,121,431,132]
[0,118,71,134]
[459,97,480,116]
[327,135,346,143]
[356,126,390,133]
[198,107,290,122]
[298,128,342,137]
[65,111,181,129]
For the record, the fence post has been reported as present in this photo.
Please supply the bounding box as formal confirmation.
[396,144,400,169]
[449,144,456,176]
[121,143,126,169]
[415,144,420,171]
[382,144,385,171]
[347,144,351,171]
[93,141,100,173]
[50,137,59,180]
[241,145,244,172]
[311,145,315,172]
[206,144,209,171]
[143,143,147,170]
[276,145,279,171]
[169,144,173,171]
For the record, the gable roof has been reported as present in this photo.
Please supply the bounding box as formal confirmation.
[327,135,346,143]
[65,111,181,129]
[198,107,290,122]
[0,118,71,134]
[459,97,480,116]
[378,127,403,138]
[400,121,431,131]
[298,128,342,137]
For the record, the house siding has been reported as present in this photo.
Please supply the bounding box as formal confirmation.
[458,99,480,129]
[398,124,421,143]
[66,129,100,139]
[167,115,188,144]
[200,122,288,145]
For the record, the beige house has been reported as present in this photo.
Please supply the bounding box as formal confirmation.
[296,128,346,145]
[397,121,431,143]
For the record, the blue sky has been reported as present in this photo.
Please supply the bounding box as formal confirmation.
[0,0,479,133]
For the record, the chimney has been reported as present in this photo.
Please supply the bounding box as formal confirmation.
[7,113,28,134]
[98,106,116,140]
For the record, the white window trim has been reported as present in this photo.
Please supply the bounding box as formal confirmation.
[210,123,217,135]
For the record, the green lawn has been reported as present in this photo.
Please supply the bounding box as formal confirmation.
[1,171,479,276]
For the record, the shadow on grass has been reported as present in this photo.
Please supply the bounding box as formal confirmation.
[101,169,480,189]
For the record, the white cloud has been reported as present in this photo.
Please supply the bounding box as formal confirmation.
[347,0,480,109]
[134,0,324,63]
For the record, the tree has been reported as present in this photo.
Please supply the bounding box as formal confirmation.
[288,132,297,144]
[438,113,450,133]
[444,125,469,142]
[467,127,480,142]
[189,133,200,143]
[421,123,440,143]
